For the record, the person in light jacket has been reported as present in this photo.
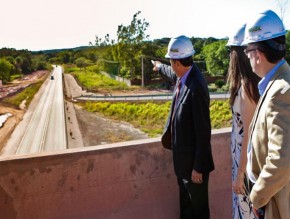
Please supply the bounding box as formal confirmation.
[244,10,290,219]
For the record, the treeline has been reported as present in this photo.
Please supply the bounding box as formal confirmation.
[1,11,290,86]
[0,48,51,84]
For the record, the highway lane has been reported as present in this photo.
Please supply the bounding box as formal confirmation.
[43,66,66,151]
[16,66,67,154]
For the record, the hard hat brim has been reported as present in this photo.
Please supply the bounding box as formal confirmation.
[165,51,195,59]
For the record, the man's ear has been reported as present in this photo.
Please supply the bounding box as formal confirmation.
[256,50,263,64]
[175,60,181,67]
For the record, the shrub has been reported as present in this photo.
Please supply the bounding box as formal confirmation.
[79,100,232,137]
[215,79,225,88]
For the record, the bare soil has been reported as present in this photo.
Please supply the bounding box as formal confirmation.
[74,104,148,146]
[0,106,24,151]
[64,73,150,147]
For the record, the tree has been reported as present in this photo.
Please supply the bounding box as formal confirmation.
[275,0,289,21]
[0,48,35,75]
[59,51,71,64]
[35,61,48,70]
[0,58,13,83]
[15,56,23,74]
[112,11,149,79]
[285,30,290,63]
[75,57,93,70]
[201,40,229,76]
[90,34,114,47]
[21,56,33,74]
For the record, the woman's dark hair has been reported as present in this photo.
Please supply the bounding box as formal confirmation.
[227,46,260,106]
[254,35,286,63]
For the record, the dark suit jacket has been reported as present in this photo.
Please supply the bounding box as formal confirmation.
[159,63,215,178]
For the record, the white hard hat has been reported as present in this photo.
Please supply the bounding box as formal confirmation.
[243,10,286,45]
[226,24,246,46]
[165,35,195,59]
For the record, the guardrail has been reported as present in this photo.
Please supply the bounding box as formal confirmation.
[76,93,229,101]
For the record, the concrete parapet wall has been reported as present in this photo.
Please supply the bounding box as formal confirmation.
[0,128,231,219]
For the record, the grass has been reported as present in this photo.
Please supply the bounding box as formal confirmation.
[210,100,232,129]
[71,70,130,93]
[79,100,232,137]
[78,101,170,137]
[10,74,23,81]
[2,82,43,108]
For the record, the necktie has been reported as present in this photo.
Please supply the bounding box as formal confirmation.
[172,80,182,117]
[170,80,182,133]
[171,80,181,133]
[174,80,182,108]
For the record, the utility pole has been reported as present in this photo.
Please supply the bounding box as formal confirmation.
[141,55,144,87]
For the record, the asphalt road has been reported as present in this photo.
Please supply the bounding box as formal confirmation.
[16,65,67,154]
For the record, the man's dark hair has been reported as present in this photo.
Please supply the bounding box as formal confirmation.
[174,56,193,67]
[254,35,286,63]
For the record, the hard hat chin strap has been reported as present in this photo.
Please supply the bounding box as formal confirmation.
[266,39,286,51]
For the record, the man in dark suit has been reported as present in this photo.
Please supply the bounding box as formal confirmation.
[152,35,215,219]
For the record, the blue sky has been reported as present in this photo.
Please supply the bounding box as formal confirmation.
[1,0,289,51]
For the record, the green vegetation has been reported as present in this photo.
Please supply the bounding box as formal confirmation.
[0,48,51,84]
[79,101,170,137]
[112,11,149,79]
[71,70,129,92]
[210,100,232,129]
[64,64,79,73]
[75,57,94,69]
[79,100,231,137]
[10,74,24,81]
[0,58,13,83]
[201,40,229,76]
[208,82,229,93]
[2,82,43,108]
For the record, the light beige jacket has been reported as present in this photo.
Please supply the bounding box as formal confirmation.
[248,62,290,219]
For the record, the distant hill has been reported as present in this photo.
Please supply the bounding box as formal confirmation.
[32,46,93,54]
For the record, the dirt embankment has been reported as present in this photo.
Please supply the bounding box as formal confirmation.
[0,106,24,151]
[63,74,150,147]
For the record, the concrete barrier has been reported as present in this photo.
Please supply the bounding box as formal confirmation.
[0,128,231,219]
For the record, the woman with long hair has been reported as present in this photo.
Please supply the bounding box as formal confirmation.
[226,24,260,219]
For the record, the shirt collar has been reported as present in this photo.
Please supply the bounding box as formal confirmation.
[179,65,192,86]
[258,59,286,96]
